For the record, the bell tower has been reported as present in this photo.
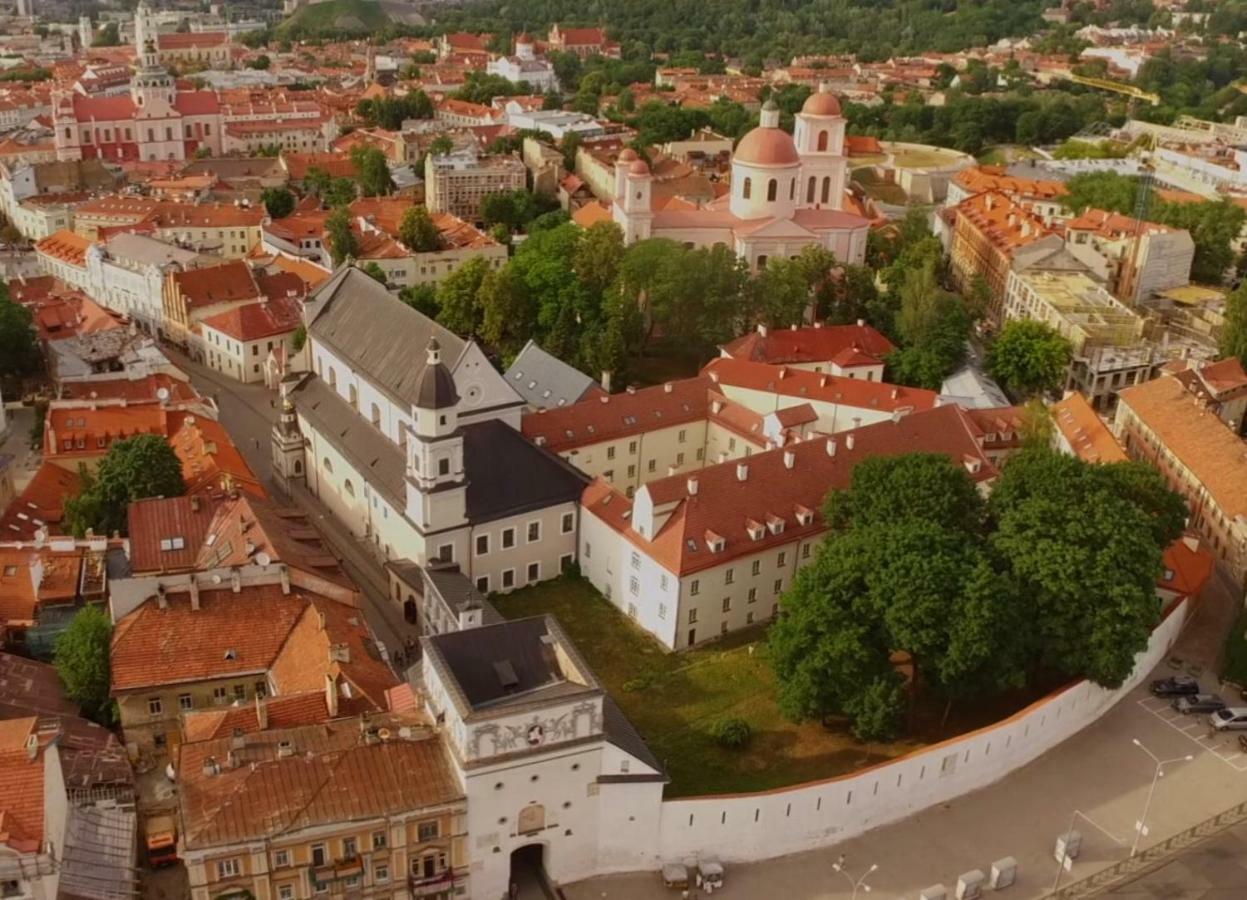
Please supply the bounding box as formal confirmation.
[271,382,307,493]
[404,339,468,540]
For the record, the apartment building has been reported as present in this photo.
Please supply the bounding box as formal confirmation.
[719,321,894,380]
[423,146,526,222]
[1161,357,1247,435]
[33,229,92,290]
[162,259,262,349]
[945,165,1068,224]
[178,715,467,900]
[200,295,302,384]
[579,403,998,650]
[1064,208,1194,302]
[83,232,212,335]
[1115,373,1247,581]
[949,190,1059,321]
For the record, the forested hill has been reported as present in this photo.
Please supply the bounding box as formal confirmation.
[431,0,1052,62]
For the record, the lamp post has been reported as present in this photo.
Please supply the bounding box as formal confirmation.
[1131,738,1193,857]
[832,855,877,900]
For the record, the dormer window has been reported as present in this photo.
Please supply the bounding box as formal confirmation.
[795,506,814,526]
[705,530,726,553]
[766,515,785,535]
[745,520,765,541]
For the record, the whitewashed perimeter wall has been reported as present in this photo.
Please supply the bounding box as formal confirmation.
[654,599,1190,865]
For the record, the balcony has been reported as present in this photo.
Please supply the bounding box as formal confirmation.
[407,868,458,897]
[309,856,364,889]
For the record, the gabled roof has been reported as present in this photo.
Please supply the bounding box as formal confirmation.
[1053,392,1126,463]
[522,377,713,452]
[127,494,220,574]
[0,463,82,541]
[505,340,601,410]
[169,260,261,310]
[303,266,465,410]
[0,746,44,853]
[1159,536,1215,599]
[583,404,996,575]
[720,322,894,366]
[167,411,265,499]
[703,357,938,415]
[199,295,301,342]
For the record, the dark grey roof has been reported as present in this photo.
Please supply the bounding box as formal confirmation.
[293,375,407,507]
[415,342,460,410]
[295,376,586,526]
[602,695,665,778]
[304,266,466,409]
[504,340,599,410]
[425,615,600,711]
[463,419,588,523]
[425,563,486,614]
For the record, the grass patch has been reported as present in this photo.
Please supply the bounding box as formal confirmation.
[888,146,965,169]
[1221,608,1247,687]
[276,0,391,37]
[494,578,927,796]
[629,338,708,388]
[851,169,909,205]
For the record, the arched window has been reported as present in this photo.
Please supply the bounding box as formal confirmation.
[322,457,333,474]
[327,368,337,389]
[742,177,751,199]
[344,479,355,497]
[821,177,831,204]
[767,179,778,202]
[806,177,816,203]
[348,384,358,410]
[789,179,795,200]
[370,403,381,427]
[817,130,829,152]
[293,460,303,475]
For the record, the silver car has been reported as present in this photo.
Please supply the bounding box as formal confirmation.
[1209,707,1247,731]
[1173,693,1225,714]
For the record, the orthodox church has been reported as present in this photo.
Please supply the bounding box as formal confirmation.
[612,87,870,268]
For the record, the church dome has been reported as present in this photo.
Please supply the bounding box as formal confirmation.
[617,147,638,163]
[734,126,800,167]
[415,338,459,410]
[628,159,650,175]
[802,90,842,117]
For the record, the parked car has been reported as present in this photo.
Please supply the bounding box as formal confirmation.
[1209,707,1247,731]
[1173,693,1225,714]
[1151,675,1200,697]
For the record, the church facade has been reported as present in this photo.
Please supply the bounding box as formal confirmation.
[612,88,871,269]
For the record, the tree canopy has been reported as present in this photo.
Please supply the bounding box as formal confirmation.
[0,282,38,378]
[1222,281,1247,367]
[399,206,442,252]
[350,146,395,197]
[987,320,1073,398]
[260,187,296,219]
[63,435,186,538]
[55,605,113,722]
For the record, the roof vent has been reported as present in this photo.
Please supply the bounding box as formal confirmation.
[846,433,855,450]
[493,659,520,691]
[663,382,673,393]
[825,438,837,457]
[736,463,748,482]
[687,477,698,496]
[202,756,220,776]
[783,450,795,469]
[277,740,294,759]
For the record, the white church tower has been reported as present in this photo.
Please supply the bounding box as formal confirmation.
[404,338,468,548]
[793,84,849,210]
[611,148,654,244]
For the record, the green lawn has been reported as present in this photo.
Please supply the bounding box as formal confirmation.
[491,577,924,797]
[276,0,390,36]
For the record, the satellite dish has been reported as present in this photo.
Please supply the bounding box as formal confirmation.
[156,387,170,401]
[211,574,222,584]
[255,551,272,567]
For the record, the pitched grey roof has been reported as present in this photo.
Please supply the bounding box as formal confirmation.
[423,563,502,624]
[304,266,466,409]
[462,419,587,523]
[504,339,600,410]
[602,695,665,778]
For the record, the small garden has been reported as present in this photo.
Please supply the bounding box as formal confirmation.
[492,576,1045,797]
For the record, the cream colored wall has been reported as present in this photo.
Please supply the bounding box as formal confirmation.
[118,672,272,750]
[558,421,708,495]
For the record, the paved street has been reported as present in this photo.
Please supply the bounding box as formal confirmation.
[1,404,39,493]
[566,574,1247,900]
[1101,822,1247,899]
[162,349,421,663]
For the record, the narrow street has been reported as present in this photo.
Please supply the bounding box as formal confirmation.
[162,349,420,663]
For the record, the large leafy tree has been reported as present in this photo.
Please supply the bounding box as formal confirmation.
[825,453,986,534]
[1222,281,1247,366]
[435,256,491,335]
[987,320,1073,398]
[887,261,970,388]
[399,206,442,252]
[988,448,1186,688]
[54,605,113,722]
[260,187,295,219]
[63,434,186,538]
[325,207,358,266]
[0,284,38,377]
[350,146,394,198]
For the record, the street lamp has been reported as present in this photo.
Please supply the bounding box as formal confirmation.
[832,855,877,900]
[1130,738,1194,857]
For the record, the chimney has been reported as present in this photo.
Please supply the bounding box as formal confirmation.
[813,321,823,329]
[736,463,749,482]
[325,674,339,718]
[826,438,837,456]
[279,566,290,594]
[230,568,241,593]
[202,756,220,776]
[156,583,167,610]
[329,643,351,664]
[687,477,698,496]
[757,323,768,337]
[846,433,856,450]
[190,495,200,513]
[600,370,612,393]
[626,385,636,395]
[783,450,795,469]
[891,388,899,399]
[852,416,862,429]
[255,694,268,730]
[664,382,673,393]
[189,579,200,611]
[667,465,677,476]
[856,318,865,327]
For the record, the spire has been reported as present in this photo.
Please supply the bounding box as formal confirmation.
[760,98,780,129]
[427,337,441,366]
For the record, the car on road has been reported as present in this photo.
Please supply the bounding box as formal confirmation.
[1173,693,1225,714]
[1151,675,1200,697]
[1209,707,1247,731]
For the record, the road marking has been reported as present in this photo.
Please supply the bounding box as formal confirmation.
[1135,696,1247,773]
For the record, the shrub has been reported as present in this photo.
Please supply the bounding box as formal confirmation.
[709,716,752,749]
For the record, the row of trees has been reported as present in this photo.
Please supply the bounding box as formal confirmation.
[771,447,1187,740]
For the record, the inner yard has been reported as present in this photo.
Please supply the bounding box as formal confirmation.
[492,576,1048,797]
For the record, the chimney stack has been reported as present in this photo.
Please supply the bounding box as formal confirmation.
[757,323,768,337]
[663,382,673,393]
[687,477,699,495]
[279,566,290,594]
[156,583,168,610]
[846,433,856,450]
[600,370,612,393]
[736,463,749,482]
[189,579,200,611]
[826,438,837,457]
[783,450,795,469]
[230,568,241,593]
[255,694,269,730]
[325,674,339,718]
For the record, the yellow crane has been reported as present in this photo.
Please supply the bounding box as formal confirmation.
[1056,72,1162,105]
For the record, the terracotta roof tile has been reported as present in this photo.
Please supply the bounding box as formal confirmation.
[522,378,713,452]
[127,495,221,574]
[1053,392,1126,463]
[169,260,261,310]
[199,296,301,342]
[703,357,937,414]
[721,322,894,365]
[0,747,44,852]
[0,464,83,541]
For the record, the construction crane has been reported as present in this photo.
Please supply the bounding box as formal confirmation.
[1122,157,1155,305]
[1054,72,1162,106]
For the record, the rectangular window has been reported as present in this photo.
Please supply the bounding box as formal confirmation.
[372,830,387,850]
[476,533,489,555]
[802,543,811,559]
[311,845,327,867]
[607,446,616,460]
[217,859,240,879]
[676,452,684,465]
[374,865,389,884]
[437,543,453,563]
[561,512,574,533]
[628,440,637,454]
[178,693,193,710]
[660,574,668,590]
[678,429,687,443]
[502,568,515,589]
[233,684,246,701]
[629,576,639,595]
[627,464,636,478]
[630,551,640,569]
[213,686,228,704]
[774,578,783,594]
[148,697,163,716]
[647,459,656,473]
[278,885,293,900]
[751,560,761,576]
[255,681,267,698]
[659,603,667,619]
[725,568,735,585]
[628,602,637,619]
[526,521,541,543]
[690,579,700,596]
[688,608,698,624]
[527,562,540,583]
[722,597,731,612]
[417,820,439,842]
[274,850,290,868]
[748,587,757,602]
[502,528,515,549]
[475,575,489,593]
[342,837,357,858]
[777,551,787,567]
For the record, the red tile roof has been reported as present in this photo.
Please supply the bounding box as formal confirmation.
[703,357,937,415]
[1065,207,1173,238]
[167,412,265,499]
[1053,392,1126,463]
[169,260,261,310]
[70,93,137,120]
[281,152,358,181]
[0,747,44,853]
[45,405,169,459]
[58,374,200,405]
[0,464,82,541]
[0,550,37,627]
[954,165,1067,201]
[583,403,996,575]
[522,377,713,452]
[34,230,91,268]
[1160,536,1215,599]
[199,295,301,342]
[181,691,330,742]
[720,322,894,366]
[127,495,221,574]
[172,91,221,116]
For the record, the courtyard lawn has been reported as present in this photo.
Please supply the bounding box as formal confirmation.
[491,577,924,797]
[887,146,965,169]
[851,169,909,205]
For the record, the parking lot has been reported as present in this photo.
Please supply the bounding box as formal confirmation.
[1136,676,1247,773]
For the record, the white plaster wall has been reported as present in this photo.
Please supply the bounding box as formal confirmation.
[713,382,895,434]
[653,599,1189,863]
